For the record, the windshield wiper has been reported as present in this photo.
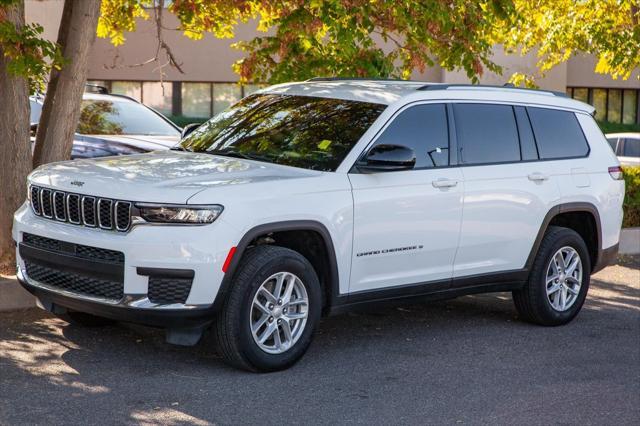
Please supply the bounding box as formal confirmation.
[206,149,269,162]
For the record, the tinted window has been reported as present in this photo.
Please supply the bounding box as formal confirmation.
[527,108,589,159]
[622,138,640,157]
[607,138,619,153]
[76,99,179,136]
[514,106,538,161]
[180,94,386,171]
[454,104,520,165]
[372,104,449,168]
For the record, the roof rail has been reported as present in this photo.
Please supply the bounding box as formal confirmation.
[85,83,109,94]
[416,83,568,98]
[306,77,415,83]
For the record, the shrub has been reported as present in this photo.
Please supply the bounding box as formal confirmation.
[623,166,640,228]
[597,121,640,134]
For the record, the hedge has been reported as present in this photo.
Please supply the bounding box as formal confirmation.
[623,166,640,228]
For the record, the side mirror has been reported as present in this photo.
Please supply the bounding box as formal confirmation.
[356,144,416,172]
[181,123,200,139]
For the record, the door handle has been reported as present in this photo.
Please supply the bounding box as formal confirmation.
[528,172,549,182]
[432,178,458,188]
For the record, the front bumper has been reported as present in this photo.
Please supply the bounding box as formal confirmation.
[13,202,241,326]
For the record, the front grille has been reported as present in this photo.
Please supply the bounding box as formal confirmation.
[24,261,124,301]
[29,185,131,232]
[148,277,193,304]
[23,233,124,265]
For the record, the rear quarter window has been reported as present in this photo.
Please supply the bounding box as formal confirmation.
[527,107,589,159]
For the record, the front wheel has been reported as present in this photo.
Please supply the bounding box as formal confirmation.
[214,245,321,372]
[513,226,591,326]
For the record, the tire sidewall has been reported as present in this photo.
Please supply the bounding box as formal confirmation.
[235,252,321,371]
[534,231,591,324]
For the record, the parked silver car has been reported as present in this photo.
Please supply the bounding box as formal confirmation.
[606,132,640,167]
[30,86,181,158]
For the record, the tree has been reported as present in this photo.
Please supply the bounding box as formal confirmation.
[500,0,640,86]
[0,0,59,269]
[32,0,101,167]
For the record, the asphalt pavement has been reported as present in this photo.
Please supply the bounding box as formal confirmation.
[1,256,638,425]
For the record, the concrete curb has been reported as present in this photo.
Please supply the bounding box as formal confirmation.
[0,275,35,312]
[619,227,640,255]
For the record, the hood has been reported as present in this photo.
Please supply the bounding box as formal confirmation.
[28,151,319,204]
[76,134,181,151]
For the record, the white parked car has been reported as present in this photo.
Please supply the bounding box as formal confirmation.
[13,79,625,372]
[606,132,640,167]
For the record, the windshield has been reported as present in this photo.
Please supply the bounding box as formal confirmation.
[76,99,179,136]
[179,94,386,171]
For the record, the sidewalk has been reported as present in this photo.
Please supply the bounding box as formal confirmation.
[0,275,34,312]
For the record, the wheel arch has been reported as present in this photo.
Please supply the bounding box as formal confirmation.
[213,220,340,313]
[526,202,602,273]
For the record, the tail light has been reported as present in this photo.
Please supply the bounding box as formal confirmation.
[608,166,623,180]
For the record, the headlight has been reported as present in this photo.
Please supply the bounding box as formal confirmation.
[136,204,223,224]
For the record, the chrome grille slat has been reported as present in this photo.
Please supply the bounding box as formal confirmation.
[28,185,131,233]
[30,186,41,216]
[53,191,66,221]
[40,188,53,218]
[98,199,113,230]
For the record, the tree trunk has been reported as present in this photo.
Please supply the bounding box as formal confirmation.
[0,1,31,270]
[32,0,101,167]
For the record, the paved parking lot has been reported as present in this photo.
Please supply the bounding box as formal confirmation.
[1,256,638,425]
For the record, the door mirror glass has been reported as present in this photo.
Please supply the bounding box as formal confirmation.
[181,123,201,139]
[357,144,416,172]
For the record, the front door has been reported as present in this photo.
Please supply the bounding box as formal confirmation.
[348,103,464,293]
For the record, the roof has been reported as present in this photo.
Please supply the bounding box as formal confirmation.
[262,79,595,114]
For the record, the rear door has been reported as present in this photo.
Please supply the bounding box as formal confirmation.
[348,103,464,293]
[452,103,560,278]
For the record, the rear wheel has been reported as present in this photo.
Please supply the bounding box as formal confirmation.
[513,226,591,326]
[215,245,321,372]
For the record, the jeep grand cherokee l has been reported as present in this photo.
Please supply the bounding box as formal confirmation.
[13,79,624,372]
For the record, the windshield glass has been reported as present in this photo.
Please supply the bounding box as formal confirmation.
[76,99,179,136]
[179,94,386,171]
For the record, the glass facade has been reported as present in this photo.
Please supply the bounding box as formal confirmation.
[87,81,266,121]
[569,87,639,124]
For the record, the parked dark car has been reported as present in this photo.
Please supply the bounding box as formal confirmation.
[30,88,181,158]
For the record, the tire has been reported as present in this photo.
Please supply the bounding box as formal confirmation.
[55,311,116,327]
[513,226,591,326]
[214,245,322,372]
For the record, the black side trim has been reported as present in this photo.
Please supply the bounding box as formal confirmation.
[137,267,195,279]
[214,221,340,312]
[330,270,527,315]
[524,202,602,272]
[19,243,123,282]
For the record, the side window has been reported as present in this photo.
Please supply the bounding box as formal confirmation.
[372,104,449,168]
[514,106,539,161]
[453,103,520,165]
[622,138,640,158]
[527,107,589,159]
[607,138,619,153]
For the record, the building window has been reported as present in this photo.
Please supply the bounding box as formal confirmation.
[569,87,639,124]
[213,83,242,115]
[182,83,212,118]
[111,81,142,101]
[607,89,622,123]
[142,82,172,116]
[623,90,638,125]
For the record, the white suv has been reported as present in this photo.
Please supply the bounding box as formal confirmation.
[13,79,625,372]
